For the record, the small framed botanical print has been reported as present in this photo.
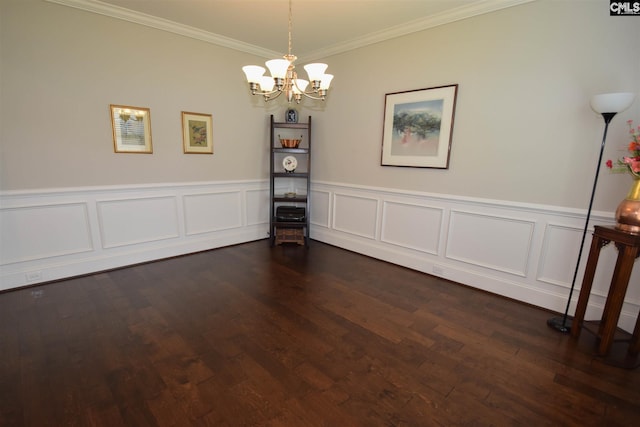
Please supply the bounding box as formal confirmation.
[181,111,213,154]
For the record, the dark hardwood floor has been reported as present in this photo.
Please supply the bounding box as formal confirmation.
[1,240,640,426]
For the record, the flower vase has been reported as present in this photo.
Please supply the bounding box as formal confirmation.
[615,179,640,234]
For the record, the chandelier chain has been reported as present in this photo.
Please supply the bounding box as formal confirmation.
[288,0,292,56]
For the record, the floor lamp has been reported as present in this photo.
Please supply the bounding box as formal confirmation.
[547,92,636,334]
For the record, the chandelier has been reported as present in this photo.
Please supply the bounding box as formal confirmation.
[241,0,333,103]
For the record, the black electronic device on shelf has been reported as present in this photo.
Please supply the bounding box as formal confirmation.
[276,206,305,222]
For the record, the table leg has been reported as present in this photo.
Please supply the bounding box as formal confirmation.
[630,311,640,355]
[596,244,638,355]
[571,235,604,338]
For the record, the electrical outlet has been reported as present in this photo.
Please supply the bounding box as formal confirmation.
[25,271,43,282]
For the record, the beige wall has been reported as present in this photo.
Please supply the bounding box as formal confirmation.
[299,0,640,211]
[0,0,281,189]
[2,0,639,212]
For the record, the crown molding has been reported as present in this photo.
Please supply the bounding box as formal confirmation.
[300,0,537,62]
[46,0,537,62]
[45,0,282,59]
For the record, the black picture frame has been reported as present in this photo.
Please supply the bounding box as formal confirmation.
[285,108,298,123]
[381,84,458,168]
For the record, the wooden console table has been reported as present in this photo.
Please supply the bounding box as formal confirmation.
[571,225,640,358]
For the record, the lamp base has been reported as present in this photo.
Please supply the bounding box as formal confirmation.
[547,316,572,334]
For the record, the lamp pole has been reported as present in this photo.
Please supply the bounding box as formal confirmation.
[546,113,615,333]
[547,92,635,334]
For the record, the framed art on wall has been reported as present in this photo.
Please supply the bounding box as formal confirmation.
[110,104,153,153]
[181,111,213,154]
[381,84,458,168]
[285,108,298,123]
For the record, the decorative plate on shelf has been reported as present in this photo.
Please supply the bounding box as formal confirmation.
[283,155,297,172]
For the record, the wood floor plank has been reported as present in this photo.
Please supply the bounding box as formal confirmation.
[2,240,640,426]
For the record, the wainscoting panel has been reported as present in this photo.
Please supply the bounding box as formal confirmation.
[98,196,180,248]
[310,190,331,229]
[381,201,443,255]
[446,210,535,276]
[0,203,93,264]
[246,188,269,227]
[537,223,582,287]
[311,181,640,333]
[184,191,242,235]
[332,193,378,239]
[0,181,268,291]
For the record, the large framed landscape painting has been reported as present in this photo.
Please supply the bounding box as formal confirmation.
[381,84,458,168]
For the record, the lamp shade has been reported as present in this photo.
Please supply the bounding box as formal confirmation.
[304,63,328,81]
[242,65,265,83]
[590,92,635,114]
[292,79,309,94]
[265,59,290,79]
[319,74,334,90]
[259,76,275,92]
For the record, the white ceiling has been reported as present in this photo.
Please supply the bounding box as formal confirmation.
[51,0,535,60]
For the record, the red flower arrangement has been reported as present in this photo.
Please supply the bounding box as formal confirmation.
[606,120,640,179]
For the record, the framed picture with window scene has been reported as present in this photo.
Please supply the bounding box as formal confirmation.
[381,84,458,168]
[110,104,153,153]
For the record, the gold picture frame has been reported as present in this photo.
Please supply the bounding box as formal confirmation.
[110,104,153,153]
[181,111,213,154]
